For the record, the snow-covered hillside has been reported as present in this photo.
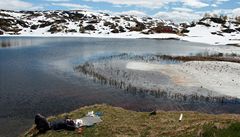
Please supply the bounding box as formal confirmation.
[183,17,240,45]
[0,9,239,45]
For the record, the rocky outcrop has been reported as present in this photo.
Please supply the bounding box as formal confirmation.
[84,25,96,31]
[48,25,66,34]
[111,29,119,33]
[30,25,39,30]
[130,21,146,31]
[39,21,53,28]
[0,30,3,35]
[0,9,239,36]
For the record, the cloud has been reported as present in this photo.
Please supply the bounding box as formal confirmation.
[154,10,202,23]
[114,10,147,17]
[0,0,34,10]
[215,0,229,4]
[84,0,208,8]
[182,0,208,8]
[45,0,71,2]
[232,8,240,17]
[51,3,91,9]
[211,4,218,7]
[207,8,240,17]
[172,7,193,12]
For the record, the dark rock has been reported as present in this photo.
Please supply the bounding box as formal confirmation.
[91,15,97,19]
[180,23,189,28]
[16,20,28,27]
[87,20,99,24]
[103,21,113,26]
[48,25,63,33]
[123,17,130,21]
[39,21,53,28]
[0,12,11,17]
[197,22,211,27]
[199,17,209,22]
[222,29,235,33]
[181,28,189,33]
[0,30,3,35]
[190,22,196,27]
[211,32,217,35]
[210,17,226,24]
[28,13,42,18]
[236,28,240,32]
[110,24,117,29]
[84,25,96,30]
[104,13,109,16]
[130,21,146,31]
[217,33,224,36]
[118,26,126,32]
[141,29,153,35]
[68,13,84,21]
[22,11,34,14]
[111,29,119,33]
[30,25,39,30]
[45,13,59,19]
[65,29,77,33]
[0,18,15,27]
[0,19,23,32]
[152,25,175,33]
[111,17,120,20]
[54,19,67,24]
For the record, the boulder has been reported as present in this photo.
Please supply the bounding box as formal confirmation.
[130,21,146,31]
[210,17,226,24]
[118,26,126,32]
[87,20,99,24]
[65,29,77,33]
[111,29,119,33]
[16,20,28,27]
[236,28,240,32]
[151,25,175,33]
[103,21,113,26]
[181,28,189,33]
[39,21,53,28]
[111,17,120,20]
[222,29,235,33]
[197,22,211,27]
[48,25,63,33]
[141,29,153,35]
[30,25,39,30]
[0,30,3,35]
[84,25,96,31]
[54,19,67,24]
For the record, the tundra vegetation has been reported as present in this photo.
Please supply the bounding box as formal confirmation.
[24,104,240,137]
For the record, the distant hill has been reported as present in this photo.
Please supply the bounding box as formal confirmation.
[0,9,239,45]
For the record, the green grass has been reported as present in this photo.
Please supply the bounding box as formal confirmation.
[201,122,240,137]
[23,104,240,137]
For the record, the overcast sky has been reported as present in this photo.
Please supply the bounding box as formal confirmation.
[0,0,239,22]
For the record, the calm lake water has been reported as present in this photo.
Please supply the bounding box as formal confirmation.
[0,37,239,137]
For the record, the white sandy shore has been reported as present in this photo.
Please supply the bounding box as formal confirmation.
[126,61,240,98]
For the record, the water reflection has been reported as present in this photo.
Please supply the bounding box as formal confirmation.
[0,37,34,47]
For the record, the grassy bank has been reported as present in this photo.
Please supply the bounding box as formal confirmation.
[23,104,240,137]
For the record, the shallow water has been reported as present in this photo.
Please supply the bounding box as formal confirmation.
[0,37,240,137]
